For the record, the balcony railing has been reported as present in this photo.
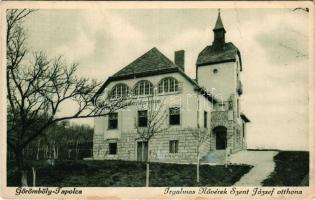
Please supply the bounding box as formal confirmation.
[213,101,230,111]
[212,110,234,122]
[212,111,228,121]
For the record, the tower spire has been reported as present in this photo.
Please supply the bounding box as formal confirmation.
[213,9,225,30]
[212,9,226,51]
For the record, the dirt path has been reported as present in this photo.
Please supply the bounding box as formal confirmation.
[230,150,278,186]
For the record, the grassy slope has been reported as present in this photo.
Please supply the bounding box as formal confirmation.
[262,151,309,186]
[7,160,252,187]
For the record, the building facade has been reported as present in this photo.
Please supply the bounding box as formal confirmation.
[93,11,250,163]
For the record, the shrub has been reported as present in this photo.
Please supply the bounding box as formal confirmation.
[262,151,309,186]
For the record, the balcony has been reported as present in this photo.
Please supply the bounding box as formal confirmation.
[211,110,234,122]
[237,80,243,95]
[212,111,228,121]
[213,101,230,111]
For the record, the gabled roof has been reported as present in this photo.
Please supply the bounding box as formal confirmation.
[113,47,178,77]
[94,47,217,103]
[196,42,242,70]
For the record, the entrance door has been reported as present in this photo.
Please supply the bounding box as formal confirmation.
[137,141,148,161]
[213,126,227,150]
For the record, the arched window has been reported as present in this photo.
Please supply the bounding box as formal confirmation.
[158,77,179,93]
[134,80,154,96]
[110,83,129,99]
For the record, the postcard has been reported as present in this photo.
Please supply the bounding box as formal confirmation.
[0,1,314,199]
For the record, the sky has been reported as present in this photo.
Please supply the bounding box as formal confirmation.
[23,8,309,150]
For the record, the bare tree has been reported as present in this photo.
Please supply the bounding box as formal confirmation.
[67,124,93,161]
[6,9,128,186]
[134,95,168,187]
[190,126,210,184]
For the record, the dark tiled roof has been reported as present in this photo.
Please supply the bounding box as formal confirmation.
[196,42,242,70]
[113,47,178,77]
[94,47,217,104]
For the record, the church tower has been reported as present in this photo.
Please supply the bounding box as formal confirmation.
[196,10,249,153]
[212,10,226,51]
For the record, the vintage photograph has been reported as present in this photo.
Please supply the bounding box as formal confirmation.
[2,3,311,192]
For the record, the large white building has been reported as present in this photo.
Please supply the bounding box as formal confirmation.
[93,11,250,163]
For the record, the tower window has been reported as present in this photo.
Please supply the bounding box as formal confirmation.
[242,123,245,138]
[213,69,218,74]
[237,99,240,117]
[204,111,208,128]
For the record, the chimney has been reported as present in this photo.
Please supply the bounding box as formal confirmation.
[174,50,185,71]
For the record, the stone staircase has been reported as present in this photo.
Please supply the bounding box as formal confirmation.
[200,150,226,165]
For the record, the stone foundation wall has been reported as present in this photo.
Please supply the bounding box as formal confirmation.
[232,124,243,153]
[149,128,199,163]
[199,133,211,159]
[93,128,211,163]
[93,110,247,162]
[93,130,107,160]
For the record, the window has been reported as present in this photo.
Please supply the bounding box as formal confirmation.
[109,143,117,155]
[237,99,240,116]
[110,83,129,99]
[242,123,245,138]
[213,69,218,74]
[169,107,180,125]
[228,100,233,110]
[218,103,225,107]
[204,111,208,128]
[169,140,178,153]
[138,110,148,127]
[108,113,118,129]
[237,61,239,73]
[134,80,154,96]
[236,130,240,145]
[238,130,241,143]
[218,102,226,110]
[158,77,179,93]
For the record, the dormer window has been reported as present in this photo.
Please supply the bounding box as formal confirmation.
[213,69,218,74]
[158,77,179,93]
[134,80,154,96]
[110,83,129,99]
